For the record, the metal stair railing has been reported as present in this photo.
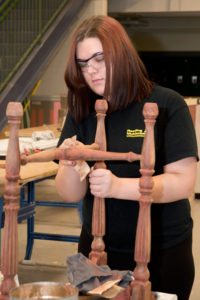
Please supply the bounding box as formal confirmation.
[0,0,68,93]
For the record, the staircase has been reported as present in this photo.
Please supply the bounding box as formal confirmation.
[0,0,86,131]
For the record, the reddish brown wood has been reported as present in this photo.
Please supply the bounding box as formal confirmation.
[2,100,158,300]
[0,102,23,299]
[130,103,158,300]
[89,99,108,265]
[21,148,141,165]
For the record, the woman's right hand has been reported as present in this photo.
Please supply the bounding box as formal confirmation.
[59,137,84,166]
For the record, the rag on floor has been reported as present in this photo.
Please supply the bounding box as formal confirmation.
[66,253,133,293]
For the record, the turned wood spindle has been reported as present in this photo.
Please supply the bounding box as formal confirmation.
[0,102,23,299]
[89,99,108,265]
[0,100,158,300]
[131,102,158,300]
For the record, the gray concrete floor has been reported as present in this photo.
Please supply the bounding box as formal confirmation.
[17,179,81,283]
[1,179,200,299]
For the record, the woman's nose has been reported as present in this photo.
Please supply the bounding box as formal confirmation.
[87,63,98,74]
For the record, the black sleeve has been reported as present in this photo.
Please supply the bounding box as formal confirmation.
[155,90,199,166]
[164,104,198,164]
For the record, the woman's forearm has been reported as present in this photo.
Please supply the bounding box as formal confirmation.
[110,173,195,204]
[55,162,87,202]
[109,158,197,203]
[89,157,197,204]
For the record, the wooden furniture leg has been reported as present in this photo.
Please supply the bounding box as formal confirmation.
[130,103,158,300]
[89,99,108,265]
[0,102,23,299]
[16,100,158,299]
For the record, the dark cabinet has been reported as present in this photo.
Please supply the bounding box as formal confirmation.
[139,52,200,96]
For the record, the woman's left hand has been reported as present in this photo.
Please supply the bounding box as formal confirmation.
[89,168,117,198]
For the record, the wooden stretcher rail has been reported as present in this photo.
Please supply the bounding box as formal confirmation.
[21,147,141,165]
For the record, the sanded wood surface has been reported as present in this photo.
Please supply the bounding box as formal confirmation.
[0,161,58,194]
[89,99,108,266]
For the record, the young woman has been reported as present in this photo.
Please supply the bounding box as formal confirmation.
[55,15,198,300]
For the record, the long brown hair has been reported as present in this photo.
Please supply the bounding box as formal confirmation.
[65,15,154,123]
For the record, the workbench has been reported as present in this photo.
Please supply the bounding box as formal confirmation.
[0,161,81,260]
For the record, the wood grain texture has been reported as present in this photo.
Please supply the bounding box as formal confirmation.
[0,102,23,299]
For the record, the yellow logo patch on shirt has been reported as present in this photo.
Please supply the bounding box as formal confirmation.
[126,129,146,138]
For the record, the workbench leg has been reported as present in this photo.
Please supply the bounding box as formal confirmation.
[24,216,35,260]
[77,199,83,224]
[24,181,35,260]
[0,197,3,265]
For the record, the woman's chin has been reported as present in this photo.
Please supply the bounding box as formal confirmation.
[92,88,105,97]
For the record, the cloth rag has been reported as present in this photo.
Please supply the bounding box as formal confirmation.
[32,130,55,141]
[66,253,133,293]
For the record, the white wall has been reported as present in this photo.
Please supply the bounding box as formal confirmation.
[130,23,200,52]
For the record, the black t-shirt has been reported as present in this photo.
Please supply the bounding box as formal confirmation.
[58,85,198,253]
